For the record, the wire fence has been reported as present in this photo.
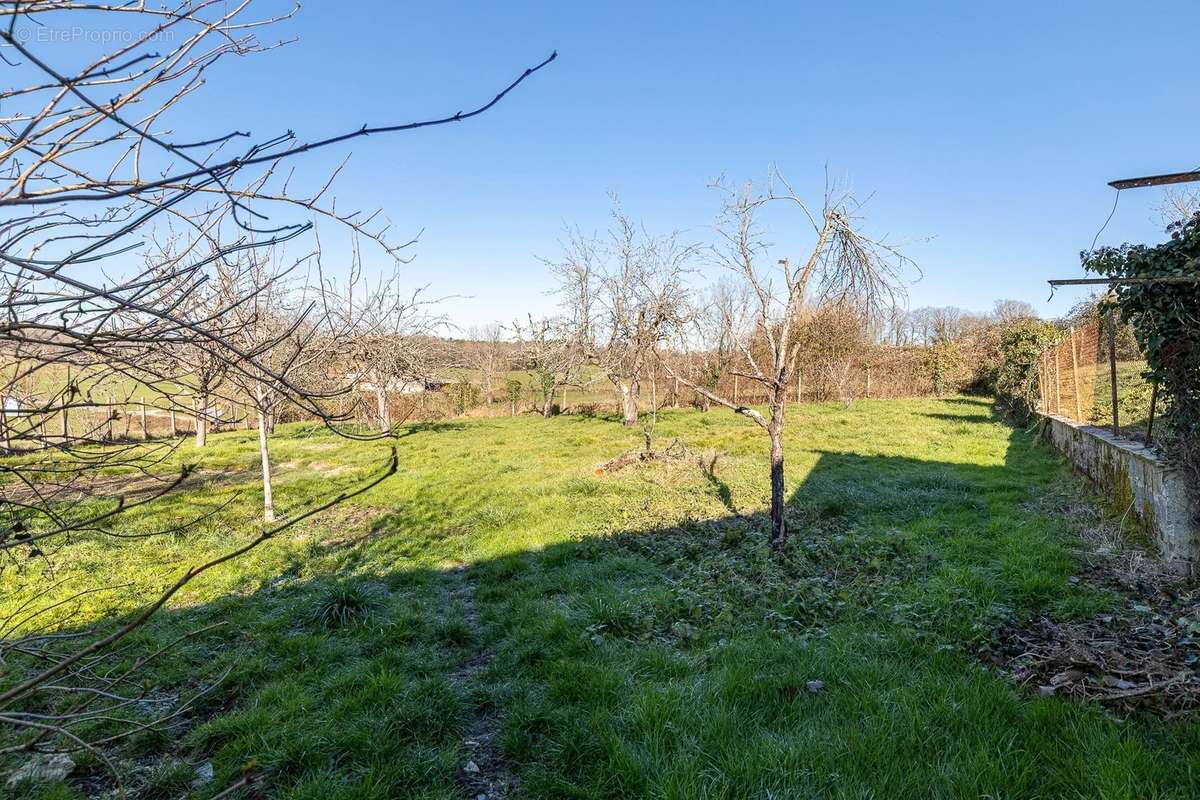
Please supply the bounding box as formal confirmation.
[1039,318,1160,442]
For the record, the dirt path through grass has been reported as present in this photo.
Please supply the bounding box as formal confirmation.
[448,563,515,800]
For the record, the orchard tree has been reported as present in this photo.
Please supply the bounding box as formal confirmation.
[548,199,696,426]
[668,172,909,550]
[512,315,584,417]
[464,323,508,406]
[0,0,555,765]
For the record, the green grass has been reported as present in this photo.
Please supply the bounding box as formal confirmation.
[4,397,1198,799]
[1089,359,1157,437]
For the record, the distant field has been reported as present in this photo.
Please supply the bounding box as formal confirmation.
[4,398,1198,799]
[1089,360,1157,437]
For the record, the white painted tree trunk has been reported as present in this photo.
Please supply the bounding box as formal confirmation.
[255,384,275,522]
[194,394,207,448]
[375,386,390,433]
[617,378,640,427]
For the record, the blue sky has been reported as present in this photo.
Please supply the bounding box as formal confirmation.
[51,2,1200,327]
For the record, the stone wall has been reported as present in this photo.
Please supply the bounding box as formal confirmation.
[1040,414,1199,566]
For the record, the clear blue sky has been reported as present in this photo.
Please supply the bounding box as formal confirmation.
[184,1,1200,327]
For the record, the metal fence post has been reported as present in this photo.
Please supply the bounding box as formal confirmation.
[1146,381,1159,446]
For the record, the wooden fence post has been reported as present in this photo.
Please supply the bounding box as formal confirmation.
[169,406,177,437]
[733,375,739,405]
[673,376,680,408]
[1068,326,1083,421]
[1039,351,1048,412]
[1053,345,1062,416]
[1107,312,1120,436]
[865,365,872,399]
[796,369,803,404]
[140,399,149,439]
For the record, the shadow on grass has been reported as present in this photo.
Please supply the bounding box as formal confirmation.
[7,424,1193,800]
[395,420,470,438]
[932,396,994,407]
[922,412,997,423]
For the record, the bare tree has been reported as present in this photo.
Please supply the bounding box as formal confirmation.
[1158,186,1200,228]
[511,315,584,417]
[666,172,909,549]
[340,259,447,433]
[464,322,508,407]
[683,282,744,411]
[991,298,1038,323]
[881,304,913,346]
[548,199,695,426]
[0,0,554,769]
[221,251,334,521]
[146,238,257,446]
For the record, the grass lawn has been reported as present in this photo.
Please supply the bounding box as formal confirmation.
[4,397,1199,799]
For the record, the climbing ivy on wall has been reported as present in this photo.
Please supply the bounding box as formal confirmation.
[1083,210,1200,506]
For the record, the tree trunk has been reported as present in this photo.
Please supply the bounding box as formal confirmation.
[255,385,276,522]
[0,400,9,452]
[619,379,639,427]
[542,390,554,418]
[375,385,390,433]
[62,366,71,439]
[194,394,207,448]
[767,394,787,550]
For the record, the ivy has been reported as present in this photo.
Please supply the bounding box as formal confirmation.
[1083,210,1200,505]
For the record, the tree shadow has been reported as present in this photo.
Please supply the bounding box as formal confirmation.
[922,412,996,423]
[931,396,994,408]
[697,451,736,513]
[394,420,469,438]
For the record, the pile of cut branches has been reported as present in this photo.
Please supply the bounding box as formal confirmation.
[985,577,1200,716]
[597,436,692,474]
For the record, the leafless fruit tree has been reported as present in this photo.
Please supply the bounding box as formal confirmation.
[679,282,744,411]
[0,0,554,772]
[511,315,584,417]
[464,322,509,407]
[667,172,910,549]
[548,199,696,426]
[334,250,447,434]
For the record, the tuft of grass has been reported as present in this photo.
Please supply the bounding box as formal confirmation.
[309,582,382,629]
